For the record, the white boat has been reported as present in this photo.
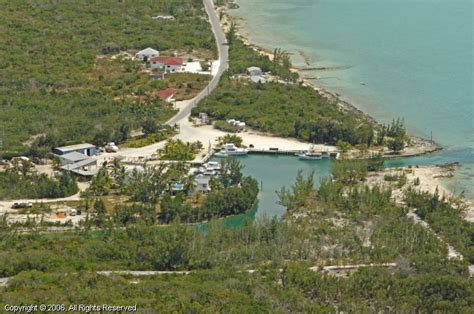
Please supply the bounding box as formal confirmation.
[204,161,221,171]
[298,151,322,160]
[214,143,248,157]
[203,169,218,176]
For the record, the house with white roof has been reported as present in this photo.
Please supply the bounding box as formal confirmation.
[135,48,160,61]
[247,66,262,76]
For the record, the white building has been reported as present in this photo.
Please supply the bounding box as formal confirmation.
[149,56,184,72]
[195,175,211,193]
[152,15,175,21]
[247,66,262,76]
[135,48,160,61]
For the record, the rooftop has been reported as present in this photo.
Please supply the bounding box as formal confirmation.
[247,66,262,72]
[149,56,183,66]
[58,151,90,162]
[156,89,176,101]
[195,175,210,184]
[60,158,97,171]
[55,143,95,152]
[136,47,159,55]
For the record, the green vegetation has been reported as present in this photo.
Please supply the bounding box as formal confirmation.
[384,172,408,188]
[217,134,243,147]
[77,159,259,225]
[336,139,352,152]
[158,139,202,161]
[367,152,385,171]
[0,0,215,157]
[163,73,212,100]
[0,161,77,200]
[161,159,258,223]
[388,135,406,153]
[404,188,474,263]
[378,118,408,152]
[331,159,368,185]
[0,161,471,311]
[227,25,298,81]
[126,124,177,148]
[213,120,240,132]
[193,38,376,145]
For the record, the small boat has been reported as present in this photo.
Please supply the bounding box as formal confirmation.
[214,143,248,157]
[298,151,323,160]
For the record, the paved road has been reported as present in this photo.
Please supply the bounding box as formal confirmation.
[0,1,228,211]
[165,0,229,125]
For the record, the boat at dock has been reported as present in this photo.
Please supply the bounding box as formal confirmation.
[195,161,222,176]
[203,161,221,171]
[298,151,323,160]
[214,143,249,157]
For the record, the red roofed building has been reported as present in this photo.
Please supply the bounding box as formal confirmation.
[155,89,176,103]
[149,56,184,72]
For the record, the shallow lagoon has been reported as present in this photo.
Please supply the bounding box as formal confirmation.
[211,152,464,227]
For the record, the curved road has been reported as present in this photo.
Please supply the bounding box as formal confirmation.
[165,0,228,125]
[0,0,228,214]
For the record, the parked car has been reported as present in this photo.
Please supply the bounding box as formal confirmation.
[11,202,33,209]
[105,142,119,153]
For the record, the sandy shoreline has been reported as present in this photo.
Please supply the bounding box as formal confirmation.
[365,164,473,222]
[217,3,474,206]
[219,5,441,159]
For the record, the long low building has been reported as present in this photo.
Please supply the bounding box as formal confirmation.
[60,157,98,177]
[53,143,97,156]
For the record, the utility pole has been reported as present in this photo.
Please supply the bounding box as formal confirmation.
[0,126,4,160]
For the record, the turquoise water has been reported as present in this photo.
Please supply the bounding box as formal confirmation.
[211,155,332,220]
[231,0,473,198]
[211,154,465,222]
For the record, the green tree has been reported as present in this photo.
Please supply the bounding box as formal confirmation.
[219,158,243,188]
[142,119,159,135]
[89,167,112,196]
[332,159,368,185]
[277,170,315,211]
[367,152,384,171]
[388,135,405,153]
[217,134,243,147]
[336,140,352,153]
